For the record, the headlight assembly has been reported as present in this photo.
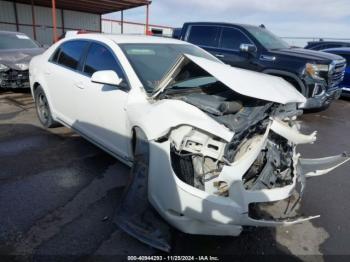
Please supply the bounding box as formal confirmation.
[305,63,329,80]
[0,64,9,72]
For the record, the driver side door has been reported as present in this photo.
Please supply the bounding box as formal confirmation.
[218,27,258,70]
[74,42,132,161]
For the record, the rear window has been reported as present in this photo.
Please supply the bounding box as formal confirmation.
[0,33,38,50]
[57,40,88,70]
[187,25,220,47]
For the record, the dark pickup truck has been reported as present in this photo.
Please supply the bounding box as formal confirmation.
[177,22,346,109]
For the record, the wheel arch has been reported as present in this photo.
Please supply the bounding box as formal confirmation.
[130,126,149,157]
[32,82,41,95]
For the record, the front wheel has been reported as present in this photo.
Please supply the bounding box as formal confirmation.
[34,85,59,128]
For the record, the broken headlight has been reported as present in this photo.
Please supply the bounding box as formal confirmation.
[169,126,227,192]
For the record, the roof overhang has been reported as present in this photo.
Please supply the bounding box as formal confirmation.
[10,0,151,14]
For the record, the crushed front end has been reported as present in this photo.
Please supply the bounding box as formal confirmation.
[116,55,349,251]
[0,69,30,89]
[147,91,349,238]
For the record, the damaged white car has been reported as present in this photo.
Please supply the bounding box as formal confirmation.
[29,35,349,251]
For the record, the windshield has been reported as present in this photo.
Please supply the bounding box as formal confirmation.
[119,43,220,92]
[246,26,290,50]
[0,33,39,50]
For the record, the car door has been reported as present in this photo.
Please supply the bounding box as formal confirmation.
[46,40,89,125]
[217,27,257,69]
[73,42,131,160]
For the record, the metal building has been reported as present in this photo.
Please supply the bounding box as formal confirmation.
[102,18,174,37]
[0,0,151,45]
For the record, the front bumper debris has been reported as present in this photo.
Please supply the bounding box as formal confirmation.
[147,119,349,238]
[116,118,349,251]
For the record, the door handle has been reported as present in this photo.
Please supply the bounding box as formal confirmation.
[74,81,85,89]
[44,69,51,75]
[215,54,225,58]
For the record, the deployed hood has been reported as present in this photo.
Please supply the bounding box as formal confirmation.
[154,54,306,104]
[0,48,44,70]
[270,47,345,62]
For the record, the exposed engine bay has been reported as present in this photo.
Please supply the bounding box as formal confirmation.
[160,82,300,198]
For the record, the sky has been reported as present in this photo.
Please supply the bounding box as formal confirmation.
[104,0,350,46]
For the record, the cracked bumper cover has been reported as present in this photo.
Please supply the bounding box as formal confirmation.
[148,119,350,236]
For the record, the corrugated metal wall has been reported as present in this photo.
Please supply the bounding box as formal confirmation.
[64,10,100,32]
[0,0,16,31]
[0,0,100,45]
[102,19,173,36]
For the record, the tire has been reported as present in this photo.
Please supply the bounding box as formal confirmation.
[34,85,59,128]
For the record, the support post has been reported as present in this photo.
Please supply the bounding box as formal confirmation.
[31,0,37,40]
[100,15,102,33]
[13,1,19,32]
[145,4,150,35]
[51,0,58,43]
[61,9,65,34]
[121,10,124,34]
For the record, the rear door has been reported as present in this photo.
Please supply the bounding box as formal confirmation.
[46,40,89,125]
[74,42,131,160]
[185,25,221,58]
[218,27,256,69]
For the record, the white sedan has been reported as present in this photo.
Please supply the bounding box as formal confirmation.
[29,34,349,251]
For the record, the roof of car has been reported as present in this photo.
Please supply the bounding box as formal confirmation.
[72,33,188,45]
[322,47,350,53]
[182,22,260,29]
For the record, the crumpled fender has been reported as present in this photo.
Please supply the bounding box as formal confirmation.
[127,98,234,142]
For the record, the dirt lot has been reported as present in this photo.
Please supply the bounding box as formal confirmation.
[0,90,350,261]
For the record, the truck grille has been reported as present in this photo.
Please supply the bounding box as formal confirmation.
[0,69,29,88]
[329,60,346,88]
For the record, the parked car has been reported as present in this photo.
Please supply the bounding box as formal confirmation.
[0,31,44,89]
[29,34,349,251]
[305,40,350,51]
[177,22,346,110]
[322,47,350,97]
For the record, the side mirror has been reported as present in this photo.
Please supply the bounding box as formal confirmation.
[91,70,123,86]
[240,43,257,53]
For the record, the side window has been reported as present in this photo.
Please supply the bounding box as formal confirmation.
[50,47,61,62]
[57,41,88,70]
[83,43,124,79]
[187,25,220,47]
[220,27,252,50]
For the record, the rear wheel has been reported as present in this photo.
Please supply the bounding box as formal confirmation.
[34,85,59,128]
